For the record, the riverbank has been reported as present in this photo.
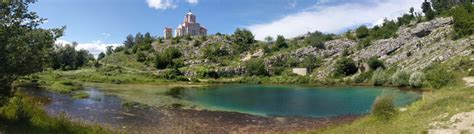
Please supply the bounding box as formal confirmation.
[313,85,474,133]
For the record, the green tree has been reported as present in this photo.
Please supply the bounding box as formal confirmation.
[371,68,387,86]
[154,47,182,69]
[97,52,106,61]
[356,25,370,39]
[0,0,64,101]
[422,0,436,20]
[367,56,385,70]
[106,46,114,55]
[274,35,288,50]
[232,28,255,53]
[304,31,333,49]
[391,69,410,87]
[123,34,134,48]
[264,36,274,44]
[334,57,358,76]
[299,55,320,72]
[451,4,474,39]
[245,59,267,76]
[136,51,146,62]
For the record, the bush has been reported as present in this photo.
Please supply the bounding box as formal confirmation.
[303,31,334,49]
[154,47,182,69]
[368,56,385,70]
[136,51,146,62]
[354,71,373,83]
[425,67,454,89]
[334,57,358,76]
[371,95,397,121]
[451,4,474,39]
[372,68,387,86]
[274,35,288,50]
[391,69,410,87]
[356,25,370,39]
[409,71,425,88]
[245,59,268,76]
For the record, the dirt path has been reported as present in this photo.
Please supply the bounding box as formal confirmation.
[463,77,474,87]
[429,110,474,134]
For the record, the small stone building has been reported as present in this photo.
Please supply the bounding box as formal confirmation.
[292,68,308,76]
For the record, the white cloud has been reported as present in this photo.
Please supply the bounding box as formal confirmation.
[186,0,198,5]
[55,40,122,58]
[247,0,423,40]
[147,0,177,10]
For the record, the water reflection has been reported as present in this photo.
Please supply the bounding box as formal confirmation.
[19,87,163,128]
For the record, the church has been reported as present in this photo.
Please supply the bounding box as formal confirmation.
[164,11,207,39]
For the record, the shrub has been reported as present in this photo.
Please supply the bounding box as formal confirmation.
[391,69,410,87]
[154,47,182,69]
[372,68,387,86]
[303,31,334,49]
[356,25,370,39]
[334,57,358,76]
[368,56,385,70]
[371,95,397,121]
[354,71,373,83]
[245,59,268,76]
[425,67,454,89]
[409,71,425,88]
[136,51,146,62]
[274,35,288,50]
[358,38,372,49]
[451,4,474,39]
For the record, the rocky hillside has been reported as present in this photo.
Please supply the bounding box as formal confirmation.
[264,17,472,79]
[146,17,472,79]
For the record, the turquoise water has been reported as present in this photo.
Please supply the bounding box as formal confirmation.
[181,85,421,118]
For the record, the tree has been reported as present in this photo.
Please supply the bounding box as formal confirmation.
[451,4,474,39]
[245,59,267,76]
[97,52,106,60]
[136,51,146,62]
[304,31,334,49]
[371,68,386,86]
[50,43,93,70]
[154,47,182,69]
[299,55,320,72]
[0,0,64,101]
[368,56,385,70]
[391,69,410,87]
[106,46,114,55]
[334,57,358,76]
[264,36,274,44]
[422,0,435,20]
[232,28,255,53]
[124,34,134,48]
[410,7,415,16]
[274,35,288,50]
[356,25,370,39]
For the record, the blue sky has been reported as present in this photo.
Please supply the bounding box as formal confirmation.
[29,0,422,56]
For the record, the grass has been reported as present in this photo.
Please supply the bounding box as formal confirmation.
[72,91,90,99]
[313,86,474,134]
[0,94,108,133]
[310,55,474,133]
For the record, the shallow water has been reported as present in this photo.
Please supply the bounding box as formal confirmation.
[18,84,421,127]
[180,85,421,117]
[19,87,163,128]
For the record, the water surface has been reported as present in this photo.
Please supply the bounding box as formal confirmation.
[180,85,420,117]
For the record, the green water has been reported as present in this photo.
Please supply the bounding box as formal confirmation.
[181,85,421,118]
